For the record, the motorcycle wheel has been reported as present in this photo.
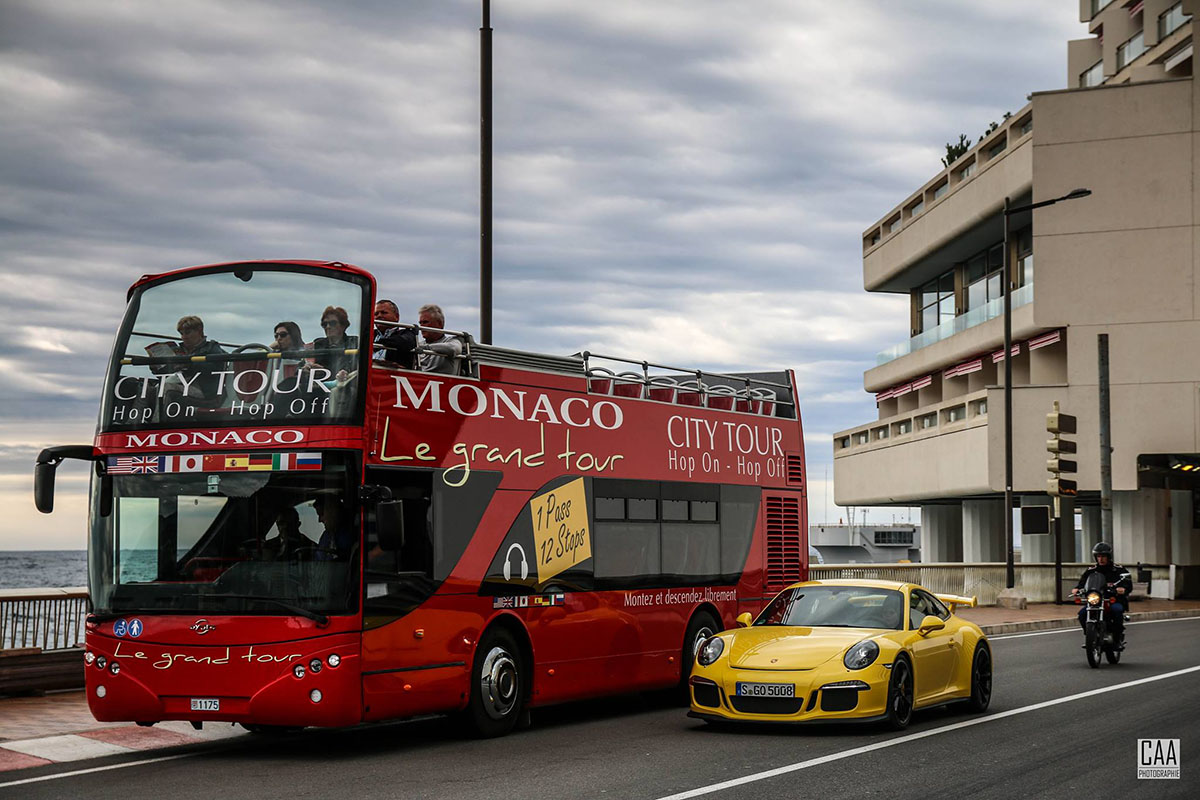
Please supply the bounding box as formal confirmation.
[1105,644,1122,665]
[1084,622,1102,669]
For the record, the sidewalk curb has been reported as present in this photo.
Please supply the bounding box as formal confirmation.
[980,608,1200,636]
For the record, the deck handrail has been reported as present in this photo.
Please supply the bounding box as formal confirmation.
[0,587,90,651]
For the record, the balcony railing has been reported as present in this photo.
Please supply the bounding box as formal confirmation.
[876,282,1033,366]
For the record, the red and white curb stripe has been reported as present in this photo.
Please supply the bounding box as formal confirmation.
[0,723,245,772]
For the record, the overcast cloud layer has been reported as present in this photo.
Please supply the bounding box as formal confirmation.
[0,1,1082,549]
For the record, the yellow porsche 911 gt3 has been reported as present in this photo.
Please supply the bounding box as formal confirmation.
[688,579,991,729]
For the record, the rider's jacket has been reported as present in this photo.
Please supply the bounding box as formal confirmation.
[1075,562,1133,595]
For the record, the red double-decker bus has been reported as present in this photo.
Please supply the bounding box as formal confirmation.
[35,259,808,736]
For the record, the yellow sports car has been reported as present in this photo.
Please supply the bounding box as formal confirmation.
[688,579,991,729]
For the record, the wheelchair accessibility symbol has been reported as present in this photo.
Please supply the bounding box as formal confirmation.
[113,619,128,637]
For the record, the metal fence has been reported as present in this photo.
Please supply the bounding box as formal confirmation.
[0,588,90,651]
[812,562,1092,605]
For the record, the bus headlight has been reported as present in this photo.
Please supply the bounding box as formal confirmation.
[109,661,121,675]
[310,689,323,703]
[326,653,341,668]
[293,664,306,679]
[309,658,323,674]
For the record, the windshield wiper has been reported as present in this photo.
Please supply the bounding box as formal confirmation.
[206,594,329,626]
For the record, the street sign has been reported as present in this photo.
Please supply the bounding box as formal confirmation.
[1021,505,1052,535]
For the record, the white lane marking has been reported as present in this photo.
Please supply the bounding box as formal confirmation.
[655,664,1200,800]
[0,752,196,789]
[989,615,1200,641]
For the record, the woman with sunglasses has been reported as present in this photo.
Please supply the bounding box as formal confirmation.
[311,305,358,380]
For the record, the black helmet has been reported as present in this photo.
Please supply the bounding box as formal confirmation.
[1092,542,1113,560]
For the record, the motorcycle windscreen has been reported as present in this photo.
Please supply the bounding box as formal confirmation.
[1083,572,1108,593]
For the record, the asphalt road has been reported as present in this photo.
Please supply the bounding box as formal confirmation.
[5,616,1199,799]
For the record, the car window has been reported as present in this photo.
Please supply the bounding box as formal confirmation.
[919,589,950,620]
[909,591,932,629]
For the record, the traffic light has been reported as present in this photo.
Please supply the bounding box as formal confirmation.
[1047,404,1077,497]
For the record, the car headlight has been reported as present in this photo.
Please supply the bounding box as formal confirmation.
[696,637,725,667]
[843,640,880,670]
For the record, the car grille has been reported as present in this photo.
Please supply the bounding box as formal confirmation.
[692,682,722,708]
[729,696,805,715]
[819,688,859,712]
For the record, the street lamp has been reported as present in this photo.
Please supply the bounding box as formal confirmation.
[1003,188,1091,589]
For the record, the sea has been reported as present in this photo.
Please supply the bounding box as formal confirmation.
[0,550,89,590]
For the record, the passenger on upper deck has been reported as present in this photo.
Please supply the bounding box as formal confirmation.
[311,305,358,381]
[417,304,463,376]
[271,321,305,354]
[151,315,227,406]
[372,299,416,369]
[313,495,354,561]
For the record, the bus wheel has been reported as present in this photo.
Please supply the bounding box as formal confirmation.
[466,628,525,738]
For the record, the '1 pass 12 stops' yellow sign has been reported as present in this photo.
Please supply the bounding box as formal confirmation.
[529,478,592,583]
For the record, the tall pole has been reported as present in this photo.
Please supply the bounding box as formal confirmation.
[1098,333,1112,542]
[480,0,493,344]
[1003,196,1015,589]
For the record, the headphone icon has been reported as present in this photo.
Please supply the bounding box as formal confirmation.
[503,543,529,581]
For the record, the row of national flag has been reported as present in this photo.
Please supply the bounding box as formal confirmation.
[107,452,322,475]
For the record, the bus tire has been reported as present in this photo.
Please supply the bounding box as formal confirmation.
[465,627,525,738]
[682,610,721,684]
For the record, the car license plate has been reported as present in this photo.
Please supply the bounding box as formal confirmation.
[190,698,220,712]
[736,682,794,698]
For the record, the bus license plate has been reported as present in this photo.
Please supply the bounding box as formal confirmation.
[736,682,794,698]
[190,698,220,712]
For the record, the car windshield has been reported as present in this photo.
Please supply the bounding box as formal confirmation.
[755,585,905,630]
[101,264,370,431]
[88,451,358,617]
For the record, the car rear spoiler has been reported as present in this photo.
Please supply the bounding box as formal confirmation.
[935,593,977,610]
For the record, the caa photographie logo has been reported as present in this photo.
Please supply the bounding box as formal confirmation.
[1137,739,1180,780]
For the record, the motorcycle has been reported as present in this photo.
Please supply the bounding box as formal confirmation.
[1073,572,1125,668]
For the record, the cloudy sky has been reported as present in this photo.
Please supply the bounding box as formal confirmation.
[0,1,1084,550]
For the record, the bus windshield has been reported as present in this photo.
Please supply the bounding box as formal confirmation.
[88,452,359,617]
[102,265,371,431]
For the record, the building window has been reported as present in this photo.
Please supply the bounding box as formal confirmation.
[1019,117,1033,136]
[908,198,925,217]
[1117,30,1147,70]
[944,405,966,424]
[1090,0,1114,17]
[874,529,914,546]
[837,436,851,450]
[932,180,948,200]
[856,431,869,445]
[1016,227,1033,287]
[919,270,955,332]
[895,419,912,435]
[987,137,1007,159]
[1080,59,1104,87]
[873,426,889,441]
[965,244,1004,311]
[919,413,937,430]
[956,160,976,181]
[1160,3,1190,39]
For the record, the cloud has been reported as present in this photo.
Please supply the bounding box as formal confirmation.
[0,0,1083,547]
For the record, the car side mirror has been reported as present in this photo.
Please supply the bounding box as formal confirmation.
[736,612,754,628]
[918,615,946,636]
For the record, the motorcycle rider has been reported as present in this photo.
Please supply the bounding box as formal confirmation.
[1071,542,1133,648]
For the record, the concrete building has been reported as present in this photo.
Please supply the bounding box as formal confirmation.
[809,524,921,564]
[833,1,1200,596]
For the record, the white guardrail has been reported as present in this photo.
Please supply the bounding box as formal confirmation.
[0,564,1170,651]
[0,587,90,651]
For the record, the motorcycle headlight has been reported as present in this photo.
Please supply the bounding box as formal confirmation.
[843,640,880,670]
[696,637,725,667]
[1087,592,1101,606]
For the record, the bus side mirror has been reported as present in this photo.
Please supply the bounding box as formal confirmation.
[34,445,96,514]
[375,500,406,552]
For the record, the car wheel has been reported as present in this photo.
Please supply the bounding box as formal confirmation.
[883,656,914,730]
[465,627,524,738]
[964,643,992,713]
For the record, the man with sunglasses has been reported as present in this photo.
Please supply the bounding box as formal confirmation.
[372,298,416,369]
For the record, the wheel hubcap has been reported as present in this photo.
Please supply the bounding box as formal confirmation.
[479,646,519,720]
[893,663,912,719]
[975,653,992,702]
